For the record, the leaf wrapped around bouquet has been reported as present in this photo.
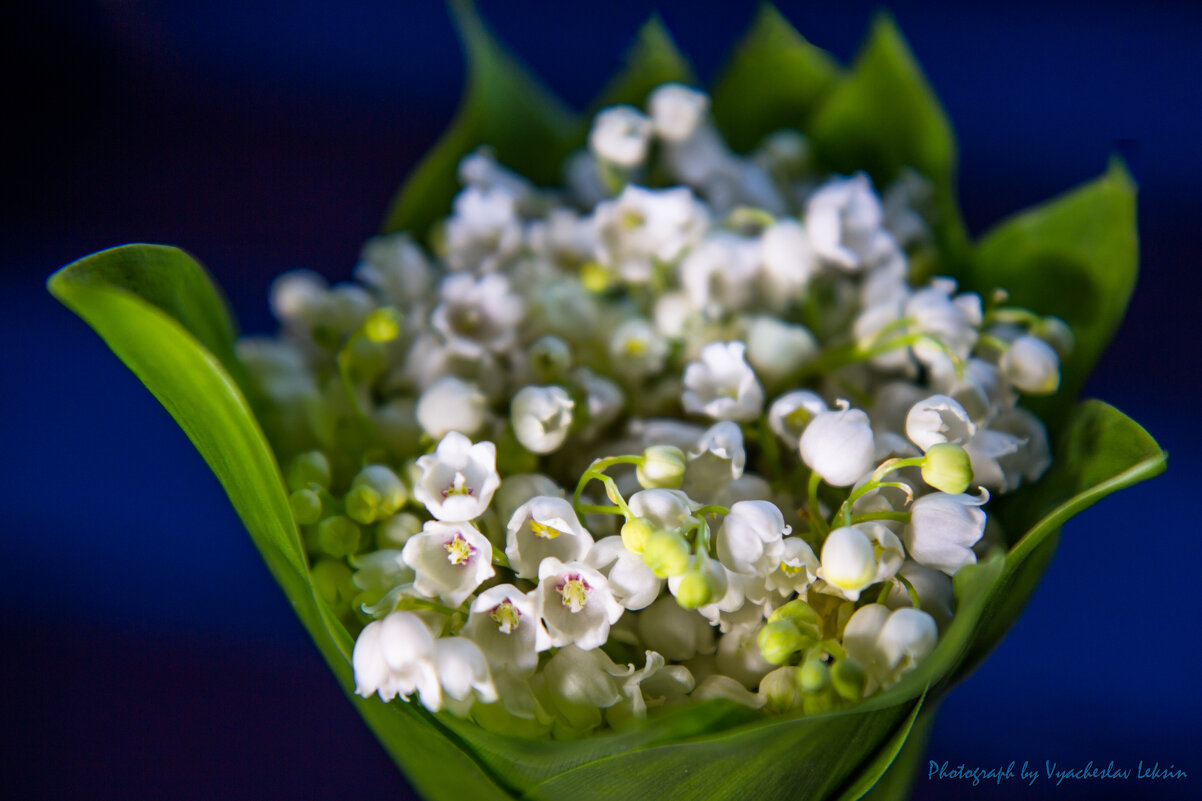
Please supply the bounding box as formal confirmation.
[49,3,1164,799]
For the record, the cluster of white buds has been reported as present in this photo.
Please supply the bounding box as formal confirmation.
[241,83,1066,734]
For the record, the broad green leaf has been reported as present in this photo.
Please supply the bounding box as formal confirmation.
[48,245,517,801]
[380,0,581,240]
[808,13,953,189]
[956,400,1166,679]
[807,14,967,269]
[831,694,927,801]
[969,160,1139,426]
[858,704,940,801]
[589,16,696,113]
[710,4,841,153]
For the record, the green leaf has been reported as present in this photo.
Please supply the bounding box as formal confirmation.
[710,4,841,153]
[589,16,696,113]
[380,0,581,241]
[857,703,940,801]
[969,160,1139,426]
[831,694,927,801]
[807,14,967,268]
[48,244,517,801]
[957,400,1166,679]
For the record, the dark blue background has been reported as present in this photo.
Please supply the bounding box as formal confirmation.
[3,1,1198,798]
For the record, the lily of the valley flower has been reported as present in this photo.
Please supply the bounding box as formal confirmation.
[462,584,551,674]
[800,404,875,486]
[716,500,789,576]
[585,536,663,610]
[589,105,654,168]
[647,83,709,142]
[1001,334,1061,395]
[817,523,903,601]
[681,341,765,422]
[412,431,501,522]
[511,385,575,454]
[537,558,624,650]
[402,520,495,607]
[904,491,988,575]
[506,496,594,579]
[353,611,441,708]
[842,603,938,692]
[416,376,489,439]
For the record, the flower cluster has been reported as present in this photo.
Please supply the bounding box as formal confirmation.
[240,83,1067,735]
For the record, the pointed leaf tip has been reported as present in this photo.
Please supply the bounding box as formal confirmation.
[710,3,841,152]
[590,14,696,113]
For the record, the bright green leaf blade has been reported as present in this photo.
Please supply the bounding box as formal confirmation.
[48,245,519,801]
[857,703,940,801]
[380,0,581,240]
[957,400,1166,679]
[523,697,920,801]
[831,693,927,801]
[969,160,1139,425]
[807,14,967,268]
[710,3,841,153]
[589,15,696,113]
[808,14,954,188]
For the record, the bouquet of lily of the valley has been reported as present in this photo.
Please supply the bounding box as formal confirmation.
[49,3,1165,800]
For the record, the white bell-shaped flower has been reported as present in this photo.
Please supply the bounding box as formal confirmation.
[763,536,820,597]
[511,385,575,454]
[716,500,790,576]
[505,496,594,579]
[884,561,955,631]
[904,279,981,370]
[353,611,441,709]
[462,584,551,675]
[443,185,524,273]
[607,650,695,728]
[647,83,709,142]
[817,524,902,601]
[539,645,628,731]
[402,520,495,607]
[585,536,663,610]
[805,173,895,271]
[416,376,489,439]
[413,431,500,522]
[992,406,1052,489]
[636,595,716,661]
[679,232,760,313]
[842,603,938,690]
[490,473,561,528]
[716,621,776,689]
[431,272,524,357]
[681,341,765,422]
[609,318,669,377]
[589,105,654,167]
[434,637,498,716]
[537,558,625,650]
[743,316,817,385]
[1001,335,1061,395]
[800,404,875,486]
[759,219,818,298]
[904,491,988,575]
[627,488,697,532]
[684,421,746,497]
[905,393,976,452]
[355,233,433,309]
[593,185,709,283]
[768,390,827,444]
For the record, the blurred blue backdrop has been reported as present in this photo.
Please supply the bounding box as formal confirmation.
[3,1,1198,798]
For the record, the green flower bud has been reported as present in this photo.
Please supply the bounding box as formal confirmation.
[636,445,687,490]
[362,306,402,343]
[757,619,808,665]
[311,558,355,617]
[288,487,323,525]
[346,336,388,381]
[830,657,867,701]
[768,598,819,631]
[316,515,361,558]
[286,450,331,492]
[758,667,803,714]
[351,464,408,515]
[642,529,691,578]
[674,569,715,609]
[798,653,831,693]
[377,512,424,549]
[345,484,382,525]
[620,517,655,555]
[921,442,974,494]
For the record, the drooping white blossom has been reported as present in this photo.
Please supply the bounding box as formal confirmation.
[353,611,441,708]
[413,431,501,522]
[511,385,575,454]
[506,496,594,579]
[904,491,988,575]
[800,405,875,486]
[681,341,765,421]
[402,520,495,607]
[538,558,625,650]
